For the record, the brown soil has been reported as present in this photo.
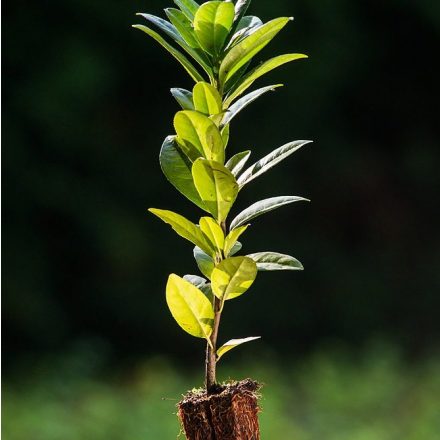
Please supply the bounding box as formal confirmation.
[178,379,261,440]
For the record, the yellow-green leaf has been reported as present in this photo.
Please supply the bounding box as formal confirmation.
[224,224,249,257]
[200,217,224,252]
[194,246,215,279]
[217,336,261,360]
[194,1,235,55]
[193,82,222,115]
[166,274,214,342]
[192,158,238,222]
[148,208,213,256]
[174,110,224,163]
[211,256,257,300]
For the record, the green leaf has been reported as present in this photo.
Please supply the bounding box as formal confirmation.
[247,252,304,271]
[225,150,251,177]
[228,240,242,256]
[194,246,215,279]
[173,0,200,21]
[199,217,224,252]
[233,0,252,25]
[194,1,235,56]
[148,208,213,255]
[170,88,195,110]
[237,140,312,187]
[133,24,204,82]
[230,196,309,230]
[137,13,182,41]
[193,82,222,115]
[222,85,282,125]
[211,256,257,301]
[224,225,249,257]
[219,17,292,86]
[183,274,214,301]
[217,336,261,360]
[228,16,263,46]
[174,110,225,163]
[192,158,239,222]
[159,136,207,211]
[225,53,307,106]
[221,123,230,148]
[165,8,200,48]
[166,274,214,342]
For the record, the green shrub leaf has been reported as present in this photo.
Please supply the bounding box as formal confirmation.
[219,17,292,86]
[193,246,215,279]
[192,159,238,222]
[193,82,222,115]
[148,208,213,255]
[247,252,304,271]
[174,110,224,163]
[230,196,309,230]
[170,88,195,110]
[199,217,225,252]
[228,16,262,47]
[165,8,200,48]
[225,53,307,106]
[217,336,261,360]
[173,0,200,21]
[132,24,204,82]
[194,1,235,56]
[224,225,249,257]
[183,274,214,301]
[225,150,251,177]
[228,240,242,256]
[211,256,257,301]
[159,136,207,211]
[166,274,214,342]
[237,140,312,187]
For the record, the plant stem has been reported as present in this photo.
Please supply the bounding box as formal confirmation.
[205,297,221,393]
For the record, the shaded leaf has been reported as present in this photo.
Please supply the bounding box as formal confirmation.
[174,0,200,21]
[200,217,224,252]
[211,256,257,301]
[192,159,238,222]
[170,88,195,110]
[193,82,222,115]
[165,8,200,48]
[194,246,215,279]
[228,240,242,256]
[237,140,312,187]
[183,274,214,301]
[225,150,251,177]
[166,274,214,342]
[228,15,263,47]
[217,336,261,360]
[230,196,309,230]
[133,24,204,82]
[148,208,213,255]
[247,252,304,271]
[219,17,292,86]
[224,225,249,257]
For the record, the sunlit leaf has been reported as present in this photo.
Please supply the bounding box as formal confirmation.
[174,0,200,21]
[194,246,215,279]
[247,252,303,271]
[221,123,230,148]
[166,274,214,342]
[211,256,257,301]
[192,158,238,222]
[199,217,224,252]
[227,15,262,48]
[174,110,224,162]
[165,8,200,48]
[183,274,214,301]
[217,336,261,360]
[230,196,309,230]
[219,17,292,86]
[194,1,235,55]
[225,150,251,177]
[133,24,204,82]
[237,140,312,187]
[224,225,249,257]
[148,208,213,255]
[170,88,195,110]
[193,82,222,115]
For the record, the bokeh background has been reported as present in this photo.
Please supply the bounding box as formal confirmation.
[3,0,440,438]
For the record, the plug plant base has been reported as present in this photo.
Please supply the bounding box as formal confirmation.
[178,379,261,440]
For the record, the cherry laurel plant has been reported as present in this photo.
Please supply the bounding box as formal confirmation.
[134,0,311,392]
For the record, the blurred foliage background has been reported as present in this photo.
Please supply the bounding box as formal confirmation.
[3,0,440,438]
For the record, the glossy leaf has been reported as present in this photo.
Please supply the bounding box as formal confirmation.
[225,150,251,177]
[237,140,312,187]
[194,1,235,55]
[228,240,242,256]
[225,53,307,106]
[170,88,194,110]
[211,256,257,300]
[217,336,260,360]
[148,208,213,255]
[174,0,200,21]
[222,85,282,125]
[221,123,230,148]
[165,8,200,48]
[247,252,303,271]
[174,110,224,162]
[193,82,222,115]
[233,0,252,24]
[228,16,263,47]
[192,159,238,222]
[159,136,207,211]
[199,217,224,252]
[183,274,214,301]
[166,274,214,341]
[230,196,309,230]
[133,25,204,82]
[224,225,249,257]
[219,17,292,86]
[194,246,215,279]
[137,13,181,41]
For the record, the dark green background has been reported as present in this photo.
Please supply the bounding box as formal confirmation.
[3,0,440,369]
